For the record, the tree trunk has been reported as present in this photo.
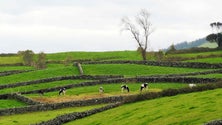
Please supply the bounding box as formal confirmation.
[218,41,222,48]
[141,49,147,61]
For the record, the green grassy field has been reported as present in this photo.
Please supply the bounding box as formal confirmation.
[27,83,187,98]
[0,99,27,109]
[0,66,78,85]
[0,104,105,125]
[1,50,221,65]
[0,56,22,64]
[0,80,88,95]
[0,66,34,72]
[185,57,222,64]
[0,50,222,124]
[46,51,143,61]
[0,64,210,85]
[0,51,142,65]
[66,88,222,125]
[168,50,222,58]
[188,73,222,78]
[82,64,210,76]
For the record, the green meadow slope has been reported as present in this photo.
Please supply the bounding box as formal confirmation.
[0,50,222,124]
[66,88,222,125]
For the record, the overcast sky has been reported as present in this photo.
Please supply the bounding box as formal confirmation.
[0,0,222,53]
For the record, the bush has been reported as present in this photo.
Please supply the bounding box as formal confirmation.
[35,52,47,69]
[18,50,35,66]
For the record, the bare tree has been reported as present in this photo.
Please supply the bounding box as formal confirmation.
[121,9,153,60]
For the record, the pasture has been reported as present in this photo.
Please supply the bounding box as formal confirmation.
[0,50,221,124]
[0,99,26,109]
[0,104,105,125]
[0,80,88,95]
[26,83,187,103]
[185,57,222,64]
[0,56,22,64]
[67,88,222,125]
[82,64,210,76]
[0,66,78,85]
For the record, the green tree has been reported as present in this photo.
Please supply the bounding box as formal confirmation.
[207,22,222,48]
[168,44,176,52]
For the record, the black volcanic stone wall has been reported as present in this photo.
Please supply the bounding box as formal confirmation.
[205,119,222,125]
[0,63,23,66]
[0,96,123,116]
[0,75,124,89]
[35,102,122,125]
[0,70,33,77]
[35,82,222,125]
[20,77,220,95]
[10,93,41,105]
[1,81,222,116]
[0,93,40,105]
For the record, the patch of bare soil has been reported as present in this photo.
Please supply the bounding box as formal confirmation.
[31,94,113,103]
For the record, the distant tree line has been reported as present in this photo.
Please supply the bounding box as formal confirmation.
[17,50,46,69]
[165,38,207,51]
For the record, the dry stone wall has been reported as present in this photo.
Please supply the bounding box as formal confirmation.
[35,102,122,125]
[0,63,23,66]
[0,96,123,116]
[0,75,124,89]
[205,119,222,125]
[146,69,222,77]
[20,77,220,95]
[0,93,40,105]
[35,81,222,125]
[0,70,33,77]
[1,81,222,117]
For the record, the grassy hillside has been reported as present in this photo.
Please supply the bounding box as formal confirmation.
[46,51,142,61]
[0,104,105,125]
[0,80,88,95]
[26,83,187,103]
[66,88,222,125]
[0,66,78,85]
[0,51,143,65]
[167,49,222,58]
[0,66,34,72]
[0,50,221,65]
[0,99,26,109]
[0,56,22,64]
[185,57,222,64]
[0,50,222,124]
[188,73,222,78]
[82,64,210,76]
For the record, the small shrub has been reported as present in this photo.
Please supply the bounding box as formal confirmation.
[64,56,73,66]
[18,50,35,66]
[35,52,47,69]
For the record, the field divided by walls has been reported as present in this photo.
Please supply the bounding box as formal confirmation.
[0,50,222,124]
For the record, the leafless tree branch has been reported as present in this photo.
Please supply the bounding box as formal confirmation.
[121,9,153,60]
